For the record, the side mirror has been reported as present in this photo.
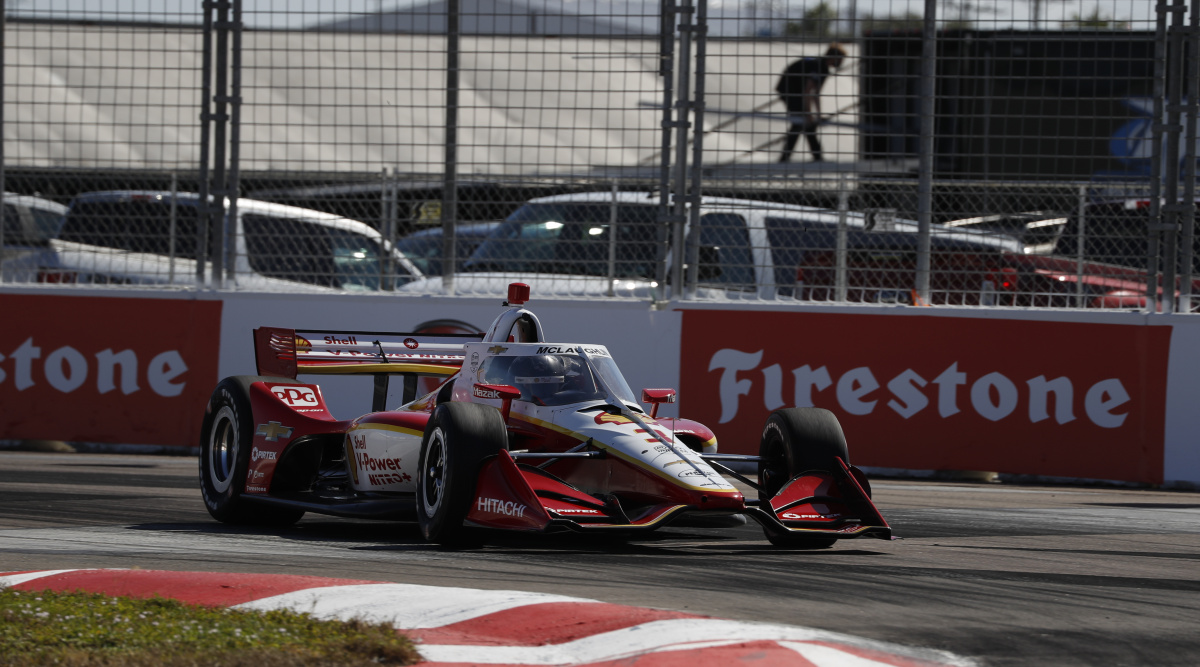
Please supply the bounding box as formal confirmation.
[474,383,521,422]
[641,388,677,419]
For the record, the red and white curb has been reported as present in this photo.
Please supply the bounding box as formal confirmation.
[1,569,975,667]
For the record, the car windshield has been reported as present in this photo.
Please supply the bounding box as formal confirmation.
[463,203,658,279]
[394,224,495,276]
[330,229,383,291]
[477,352,640,408]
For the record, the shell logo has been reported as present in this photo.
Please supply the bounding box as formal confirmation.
[295,336,312,353]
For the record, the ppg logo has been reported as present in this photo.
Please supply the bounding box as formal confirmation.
[272,386,319,407]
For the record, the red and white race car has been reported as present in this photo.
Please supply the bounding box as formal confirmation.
[199,283,891,548]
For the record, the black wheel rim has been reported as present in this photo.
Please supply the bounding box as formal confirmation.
[759,432,787,497]
[208,406,238,493]
[422,429,447,517]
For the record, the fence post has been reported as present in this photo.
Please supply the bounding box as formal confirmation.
[655,0,677,304]
[209,0,232,289]
[0,4,6,284]
[197,1,216,288]
[441,0,461,297]
[224,0,243,286]
[1180,0,1200,313]
[607,181,618,297]
[915,0,939,304]
[684,0,709,299]
[1160,0,1189,314]
[169,173,179,285]
[1148,0,1171,312]
[381,168,397,291]
[835,176,849,303]
[672,0,694,301]
[1075,184,1087,308]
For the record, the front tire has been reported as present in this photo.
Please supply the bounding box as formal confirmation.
[198,376,305,526]
[758,407,849,549]
[417,402,508,546]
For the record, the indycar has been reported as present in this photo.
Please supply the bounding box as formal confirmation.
[199,283,891,548]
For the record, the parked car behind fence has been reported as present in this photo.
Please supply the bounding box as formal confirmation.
[394,221,500,276]
[1,193,68,283]
[399,191,1019,300]
[798,228,1168,308]
[50,191,424,291]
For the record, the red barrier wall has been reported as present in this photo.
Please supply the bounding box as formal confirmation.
[0,294,222,447]
[4,288,1190,485]
[680,309,1171,484]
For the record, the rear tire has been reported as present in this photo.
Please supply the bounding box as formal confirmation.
[758,407,849,550]
[198,376,305,526]
[417,402,508,547]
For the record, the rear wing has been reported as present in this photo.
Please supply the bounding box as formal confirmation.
[254,327,483,409]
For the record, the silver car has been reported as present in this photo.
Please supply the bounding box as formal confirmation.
[51,191,424,291]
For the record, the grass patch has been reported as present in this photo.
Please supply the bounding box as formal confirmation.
[0,587,421,666]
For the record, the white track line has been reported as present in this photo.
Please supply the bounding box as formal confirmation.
[0,570,79,588]
[415,618,976,666]
[234,583,601,628]
[3,571,978,666]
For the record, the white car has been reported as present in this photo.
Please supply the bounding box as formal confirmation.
[50,191,424,291]
[1,193,69,283]
[399,192,1019,300]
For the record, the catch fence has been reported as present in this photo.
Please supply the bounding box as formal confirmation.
[0,0,1188,310]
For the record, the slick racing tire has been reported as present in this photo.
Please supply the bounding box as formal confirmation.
[198,376,306,526]
[758,408,849,549]
[417,401,508,547]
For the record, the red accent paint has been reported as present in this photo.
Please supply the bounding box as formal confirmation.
[681,309,1170,484]
[641,388,677,418]
[8,570,375,607]
[521,469,611,521]
[507,282,531,305]
[467,451,553,530]
[770,473,840,521]
[656,418,716,450]
[2,569,956,666]
[767,460,888,533]
[835,457,890,529]
[540,641,823,666]
[353,410,430,432]
[254,326,297,378]
[409,601,695,646]
[247,382,353,493]
[264,382,334,420]
[0,294,221,447]
[473,383,520,421]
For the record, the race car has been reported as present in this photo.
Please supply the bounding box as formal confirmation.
[199,283,891,548]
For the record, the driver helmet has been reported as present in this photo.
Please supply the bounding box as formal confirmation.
[561,355,597,394]
[510,354,566,403]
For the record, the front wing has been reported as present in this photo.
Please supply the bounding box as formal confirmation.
[465,451,892,541]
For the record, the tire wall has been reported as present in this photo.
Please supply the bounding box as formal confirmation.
[2,286,1195,486]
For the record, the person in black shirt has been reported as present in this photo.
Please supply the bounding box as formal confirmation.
[776,44,846,163]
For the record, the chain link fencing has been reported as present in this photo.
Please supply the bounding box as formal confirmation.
[0,0,1188,310]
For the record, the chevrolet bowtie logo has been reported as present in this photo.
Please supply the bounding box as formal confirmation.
[255,421,293,442]
[487,345,509,354]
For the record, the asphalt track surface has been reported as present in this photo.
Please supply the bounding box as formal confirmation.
[1,451,1199,667]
